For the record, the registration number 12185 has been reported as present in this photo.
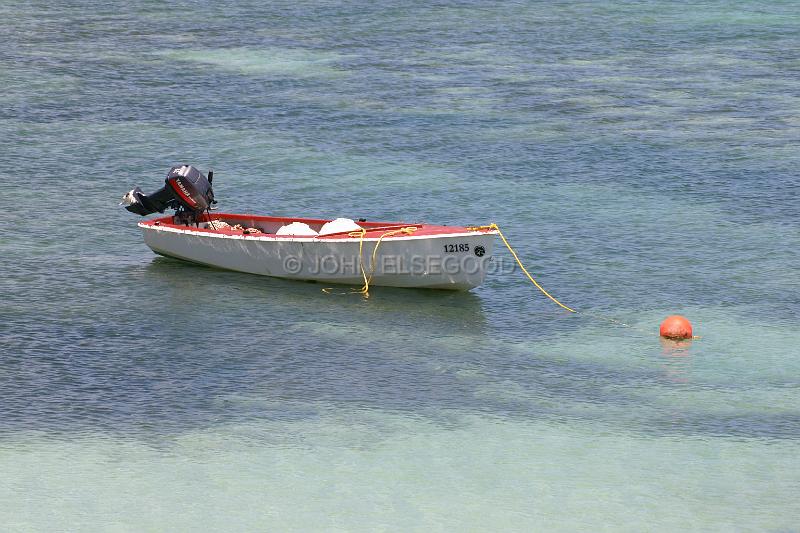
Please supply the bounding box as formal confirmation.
[443,243,470,253]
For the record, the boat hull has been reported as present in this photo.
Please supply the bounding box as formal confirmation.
[139,216,496,290]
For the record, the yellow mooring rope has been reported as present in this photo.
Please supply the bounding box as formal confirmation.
[324,221,575,309]
[324,221,672,337]
[322,226,418,298]
[468,223,576,312]
[475,223,667,335]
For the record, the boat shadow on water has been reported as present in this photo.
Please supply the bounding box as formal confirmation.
[143,255,489,332]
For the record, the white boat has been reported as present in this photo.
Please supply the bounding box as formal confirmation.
[122,165,497,290]
[140,213,497,290]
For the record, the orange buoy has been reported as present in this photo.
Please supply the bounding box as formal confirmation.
[660,315,693,339]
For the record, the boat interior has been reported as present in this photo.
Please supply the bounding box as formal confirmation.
[145,213,427,238]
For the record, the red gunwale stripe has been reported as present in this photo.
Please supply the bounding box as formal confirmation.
[140,213,496,237]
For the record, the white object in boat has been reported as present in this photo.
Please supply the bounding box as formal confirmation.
[319,218,362,236]
[276,222,318,236]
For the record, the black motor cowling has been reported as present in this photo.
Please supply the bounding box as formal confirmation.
[122,165,215,218]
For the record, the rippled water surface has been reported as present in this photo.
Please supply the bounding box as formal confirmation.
[2,1,799,530]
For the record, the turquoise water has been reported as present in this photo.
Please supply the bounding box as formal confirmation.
[2,1,799,530]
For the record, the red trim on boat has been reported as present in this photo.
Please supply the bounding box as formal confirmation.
[139,213,496,239]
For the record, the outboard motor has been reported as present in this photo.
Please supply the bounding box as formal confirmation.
[121,165,215,225]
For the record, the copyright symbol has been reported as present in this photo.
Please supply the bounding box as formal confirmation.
[283,256,302,274]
